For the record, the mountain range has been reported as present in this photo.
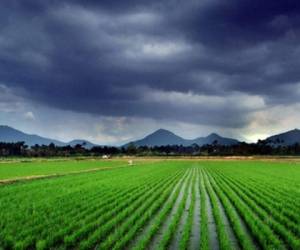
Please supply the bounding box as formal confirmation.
[126,129,239,147]
[0,125,96,149]
[1,125,300,148]
[264,129,300,146]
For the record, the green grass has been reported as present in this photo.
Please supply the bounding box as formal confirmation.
[0,158,299,249]
[0,158,127,180]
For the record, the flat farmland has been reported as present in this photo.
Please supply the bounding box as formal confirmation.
[0,159,299,250]
[0,158,128,181]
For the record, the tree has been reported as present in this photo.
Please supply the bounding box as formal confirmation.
[127,143,137,155]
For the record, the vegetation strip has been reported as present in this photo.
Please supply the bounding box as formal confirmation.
[96,171,185,250]
[157,169,193,250]
[199,169,210,250]
[206,173,258,250]
[70,170,182,249]
[189,167,201,250]
[169,168,195,250]
[214,171,300,248]
[203,170,233,250]
[147,168,193,250]
[128,169,190,250]
[179,168,196,250]
[209,172,285,249]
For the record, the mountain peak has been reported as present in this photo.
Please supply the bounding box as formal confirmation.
[207,133,220,138]
[152,129,175,135]
[290,129,300,134]
[0,125,16,131]
[266,128,300,146]
[125,129,240,147]
[0,125,24,135]
[127,129,185,147]
[0,125,65,146]
[67,139,97,149]
[192,133,239,146]
[0,125,101,147]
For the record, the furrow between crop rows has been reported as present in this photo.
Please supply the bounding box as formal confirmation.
[127,169,190,250]
[146,169,193,250]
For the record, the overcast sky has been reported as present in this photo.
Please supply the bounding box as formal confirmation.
[1,0,300,145]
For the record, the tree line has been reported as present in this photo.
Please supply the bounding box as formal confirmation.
[1,140,300,157]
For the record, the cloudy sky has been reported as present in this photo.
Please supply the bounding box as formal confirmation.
[1,0,300,145]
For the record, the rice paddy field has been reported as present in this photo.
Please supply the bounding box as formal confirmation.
[0,158,299,250]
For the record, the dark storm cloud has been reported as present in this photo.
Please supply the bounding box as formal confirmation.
[177,0,300,47]
[1,0,300,128]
